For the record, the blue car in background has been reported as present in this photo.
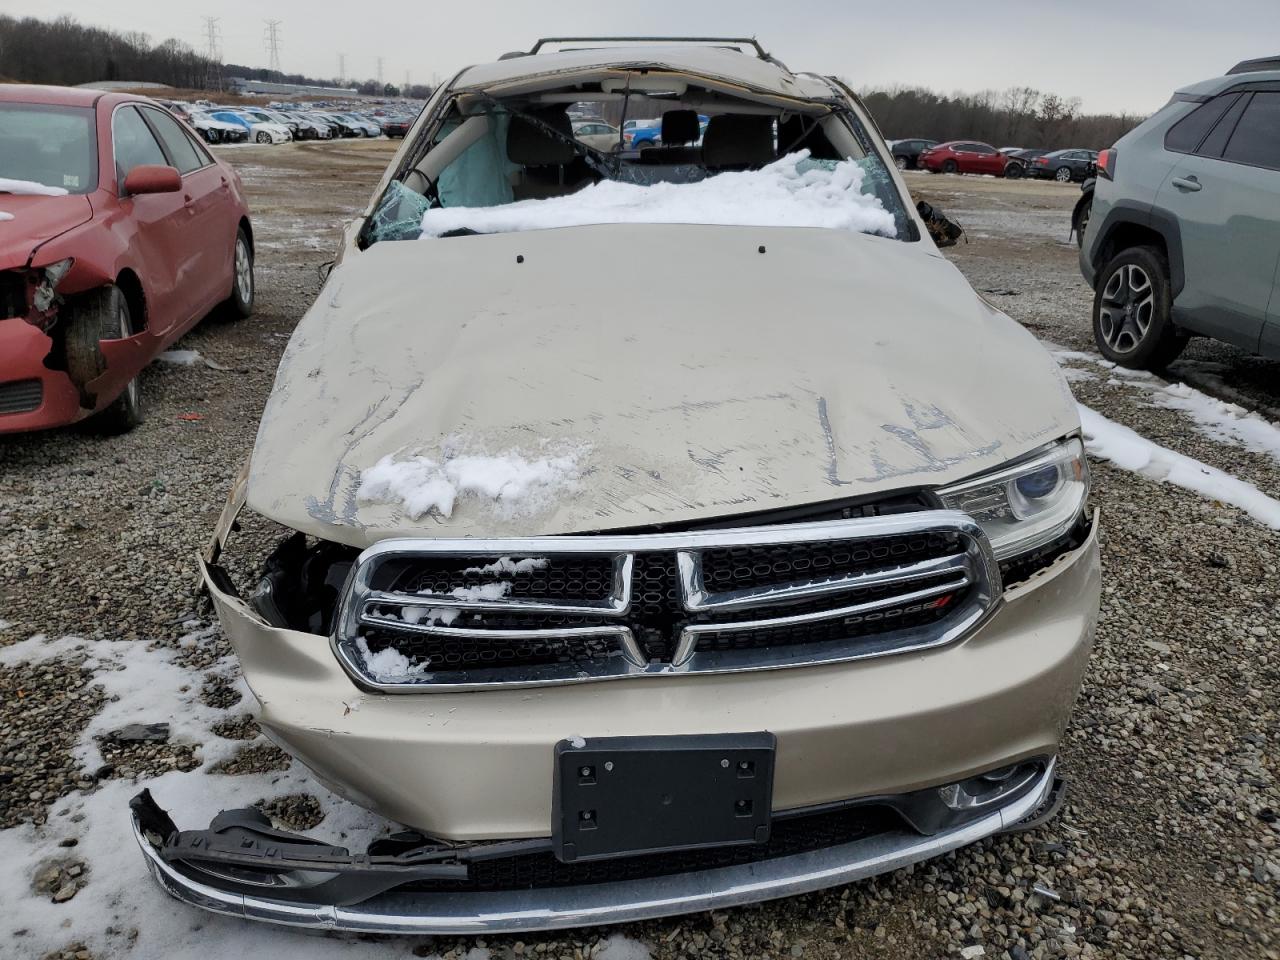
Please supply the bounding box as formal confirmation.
[208,110,291,144]
[622,114,709,151]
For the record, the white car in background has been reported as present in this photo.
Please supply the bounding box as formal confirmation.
[187,110,249,144]
[573,119,621,152]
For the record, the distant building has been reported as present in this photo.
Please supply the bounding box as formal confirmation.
[228,78,359,98]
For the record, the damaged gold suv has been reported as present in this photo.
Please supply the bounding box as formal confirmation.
[131,37,1100,934]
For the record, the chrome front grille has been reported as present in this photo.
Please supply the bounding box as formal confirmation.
[332,511,1002,691]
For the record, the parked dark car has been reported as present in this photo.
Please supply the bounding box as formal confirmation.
[918,141,1007,176]
[380,117,412,138]
[1029,149,1098,183]
[887,138,936,171]
[1001,148,1049,180]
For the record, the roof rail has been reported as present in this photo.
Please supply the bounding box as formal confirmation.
[522,36,780,64]
[1227,55,1280,75]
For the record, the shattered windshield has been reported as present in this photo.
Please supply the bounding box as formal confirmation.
[364,86,913,245]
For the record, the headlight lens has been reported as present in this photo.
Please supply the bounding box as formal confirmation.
[937,438,1088,560]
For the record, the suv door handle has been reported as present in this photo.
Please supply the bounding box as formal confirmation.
[1172,176,1202,192]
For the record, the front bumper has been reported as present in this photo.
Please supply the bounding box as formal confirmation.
[0,317,85,432]
[201,516,1100,838]
[131,760,1061,935]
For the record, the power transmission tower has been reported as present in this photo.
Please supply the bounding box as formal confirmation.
[338,53,346,84]
[201,16,224,91]
[376,57,384,87]
[263,20,283,75]
[403,70,410,94]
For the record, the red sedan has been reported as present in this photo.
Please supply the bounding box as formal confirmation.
[918,141,1008,177]
[0,85,254,434]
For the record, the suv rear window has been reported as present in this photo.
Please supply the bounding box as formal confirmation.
[1222,92,1280,172]
[1164,94,1240,154]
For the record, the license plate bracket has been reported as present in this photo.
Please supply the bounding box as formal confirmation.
[552,733,775,863]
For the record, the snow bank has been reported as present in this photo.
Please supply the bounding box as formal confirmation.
[358,440,588,520]
[1078,404,1280,528]
[0,177,69,197]
[419,151,898,239]
[1051,345,1280,466]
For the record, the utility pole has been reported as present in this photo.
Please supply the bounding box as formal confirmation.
[263,19,282,75]
[376,56,384,87]
[201,16,223,91]
[403,70,410,95]
[338,52,346,84]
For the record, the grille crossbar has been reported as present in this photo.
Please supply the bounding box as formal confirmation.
[333,511,1001,691]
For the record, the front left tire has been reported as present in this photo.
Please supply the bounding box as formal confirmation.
[65,285,144,434]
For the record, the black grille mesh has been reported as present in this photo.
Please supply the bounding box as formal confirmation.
[0,379,42,415]
[398,804,901,893]
[357,532,971,676]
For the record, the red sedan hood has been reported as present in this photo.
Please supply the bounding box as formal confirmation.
[0,194,94,270]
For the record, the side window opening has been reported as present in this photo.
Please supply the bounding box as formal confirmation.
[1164,94,1240,155]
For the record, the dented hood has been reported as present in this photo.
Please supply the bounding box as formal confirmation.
[248,224,1077,548]
[0,194,94,269]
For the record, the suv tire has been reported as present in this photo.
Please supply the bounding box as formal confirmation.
[1092,246,1187,370]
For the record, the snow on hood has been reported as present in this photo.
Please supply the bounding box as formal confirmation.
[0,212,12,222]
[247,223,1078,548]
[0,177,69,197]
[419,152,898,239]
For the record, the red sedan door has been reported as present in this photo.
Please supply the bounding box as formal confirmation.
[110,104,191,335]
[137,104,233,321]
[970,143,1006,175]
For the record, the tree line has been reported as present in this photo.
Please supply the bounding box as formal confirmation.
[0,15,431,99]
[858,85,1147,150]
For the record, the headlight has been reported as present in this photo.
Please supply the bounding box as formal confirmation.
[937,437,1088,560]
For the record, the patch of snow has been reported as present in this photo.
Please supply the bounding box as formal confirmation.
[419,151,898,239]
[567,736,587,749]
[1078,404,1280,529]
[463,556,549,576]
[1050,344,1280,466]
[358,441,588,521]
[594,935,655,960]
[0,628,453,959]
[1148,382,1280,462]
[157,349,202,365]
[447,582,513,602]
[0,211,14,221]
[401,606,460,626]
[355,635,432,681]
[0,177,69,197]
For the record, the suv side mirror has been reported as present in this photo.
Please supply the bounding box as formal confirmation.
[123,165,181,196]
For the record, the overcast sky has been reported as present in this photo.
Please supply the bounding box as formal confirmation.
[22,0,1280,114]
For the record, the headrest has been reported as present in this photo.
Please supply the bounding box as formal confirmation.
[702,115,775,168]
[507,109,575,166]
[661,110,700,146]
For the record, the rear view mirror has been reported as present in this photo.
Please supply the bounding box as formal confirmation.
[123,165,181,196]
[916,201,965,248]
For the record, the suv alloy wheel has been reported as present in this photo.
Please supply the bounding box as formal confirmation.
[1092,246,1187,369]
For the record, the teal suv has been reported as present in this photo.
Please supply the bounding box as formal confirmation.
[1080,57,1280,370]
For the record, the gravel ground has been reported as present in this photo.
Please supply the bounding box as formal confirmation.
[1,148,1278,959]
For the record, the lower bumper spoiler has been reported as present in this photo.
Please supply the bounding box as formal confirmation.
[130,761,1061,935]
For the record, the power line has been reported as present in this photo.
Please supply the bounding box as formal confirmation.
[201,16,223,91]
[263,19,282,74]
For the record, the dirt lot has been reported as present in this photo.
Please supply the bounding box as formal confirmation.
[1,145,1278,960]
